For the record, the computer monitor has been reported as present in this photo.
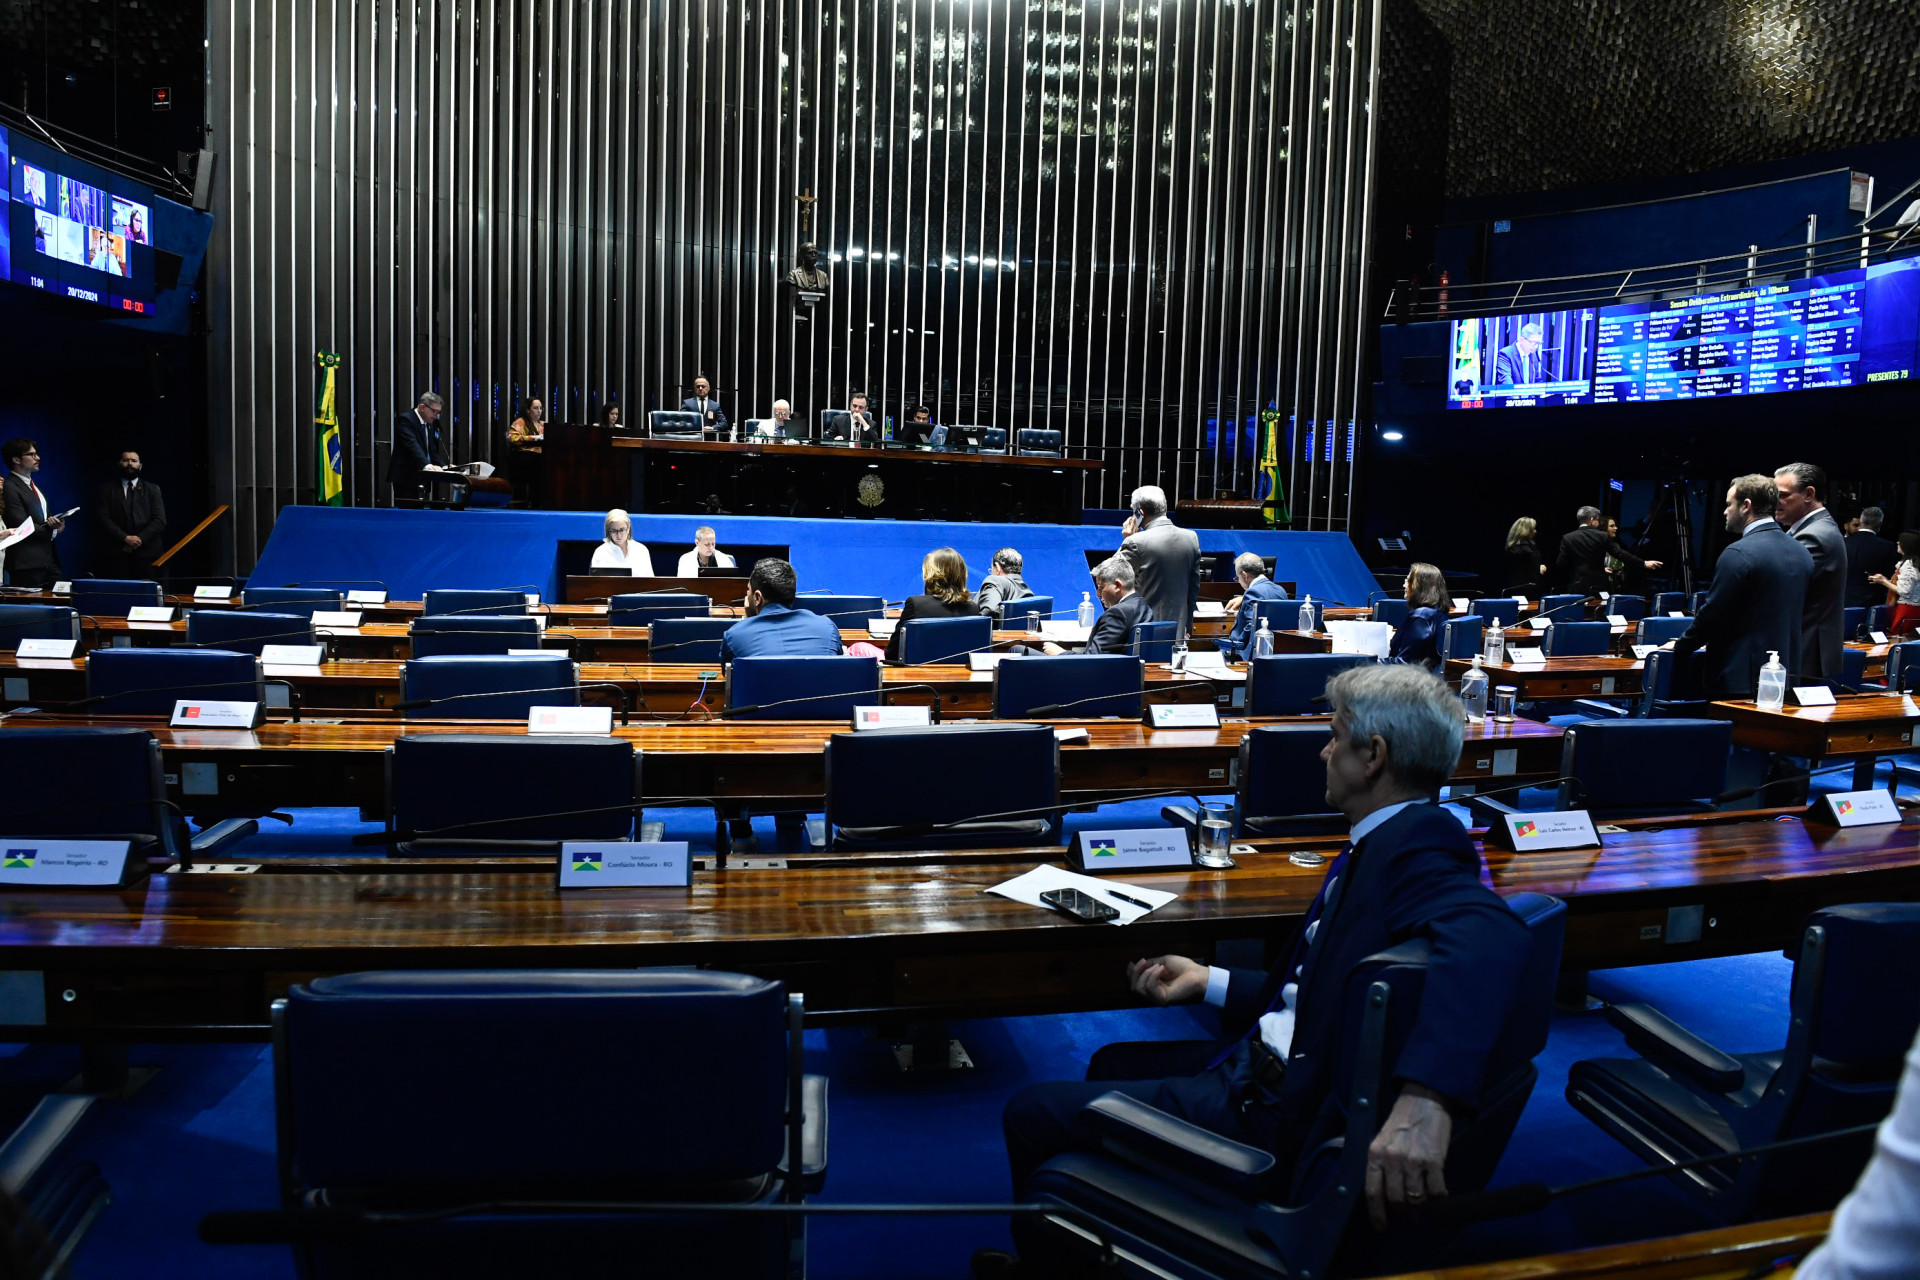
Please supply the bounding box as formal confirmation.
[928,425,948,448]
[650,410,704,437]
[696,565,748,578]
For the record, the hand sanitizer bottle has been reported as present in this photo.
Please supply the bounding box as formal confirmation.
[1253,618,1275,659]
[1460,654,1489,720]
[1483,621,1506,665]
[1299,593,1315,633]
[1757,650,1787,710]
[1077,592,1096,628]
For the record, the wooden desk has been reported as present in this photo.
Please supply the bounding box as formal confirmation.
[564,574,751,605]
[1709,694,1920,787]
[1446,657,1644,703]
[1846,640,1890,681]
[1372,1213,1828,1280]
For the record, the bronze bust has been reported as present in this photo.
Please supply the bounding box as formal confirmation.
[784,242,830,293]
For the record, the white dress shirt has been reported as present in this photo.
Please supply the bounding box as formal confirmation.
[676,548,737,577]
[590,539,655,575]
[1795,1027,1920,1280]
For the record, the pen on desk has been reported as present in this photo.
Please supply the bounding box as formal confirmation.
[1108,890,1153,910]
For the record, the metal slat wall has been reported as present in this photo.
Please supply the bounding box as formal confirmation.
[209,0,1379,571]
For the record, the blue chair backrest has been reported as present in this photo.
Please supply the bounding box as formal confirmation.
[1000,595,1054,632]
[71,578,162,618]
[993,654,1142,718]
[1605,595,1647,621]
[1470,597,1522,628]
[421,589,528,617]
[1371,598,1410,627]
[826,723,1057,833]
[400,654,576,719]
[409,615,542,658]
[1016,428,1062,456]
[1652,591,1689,616]
[1868,604,1895,636]
[1839,645,1866,694]
[0,603,79,650]
[242,587,344,618]
[1559,718,1731,812]
[1638,646,1710,718]
[1842,606,1865,640]
[1439,617,1484,660]
[1239,724,1343,833]
[1544,620,1612,657]
[789,595,888,628]
[980,427,1008,451]
[606,593,711,628]
[1888,641,1920,693]
[1636,616,1692,646]
[1538,593,1586,623]
[85,647,263,715]
[726,655,880,720]
[901,615,991,665]
[1130,620,1178,664]
[1248,598,1307,633]
[390,735,637,844]
[1692,590,1709,613]
[187,610,312,655]
[1245,653,1374,716]
[0,726,174,851]
[648,616,737,664]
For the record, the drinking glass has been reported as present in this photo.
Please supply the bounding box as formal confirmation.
[1195,802,1236,869]
[1492,685,1518,723]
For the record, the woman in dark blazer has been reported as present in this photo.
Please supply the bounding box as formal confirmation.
[1504,516,1544,597]
[885,547,981,663]
[1390,562,1450,670]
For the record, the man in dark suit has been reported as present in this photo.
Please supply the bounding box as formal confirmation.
[982,664,1532,1274]
[1,438,67,589]
[717,558,844,664]
[681,377,728,433]
[94,450,167,578]
[1492,321,1552,385]
[1041,558,1152,656]
[388,392,448,501]
[1674,474,1814,700]
[1774,463,1847,679]
[1116,484,1203,640]
[1845,506,1897,611]
[1556,505,1662,596]
[1222,550,1293,658]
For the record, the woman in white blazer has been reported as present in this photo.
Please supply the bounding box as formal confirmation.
[591,509,655,575]
[676,526,736,576]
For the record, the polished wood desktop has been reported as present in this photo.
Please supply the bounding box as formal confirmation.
[1710,693,1920,787]
[1445,656,1645,702]
[1371,1213,1828,1280]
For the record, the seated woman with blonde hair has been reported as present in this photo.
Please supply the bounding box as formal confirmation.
[591,508,655,575]
[883,547,979,663]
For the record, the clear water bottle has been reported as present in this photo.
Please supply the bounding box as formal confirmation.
[1757,650,1787,710]
[1253,618,1275,659]
[1076,592,1097,628]
[1299,593,1316,633]
[1483,622,1506,665]
[1460,654,1489,720]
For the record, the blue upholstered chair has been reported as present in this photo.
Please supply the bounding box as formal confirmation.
[1537,593,1586,623]
[992,654,1142,719]
[1130,620,1179,665]
[0,603,80,650]
[1470,717,1731,824]
[789,594,887,628]
[420,589,528,617]
[822,723,1059,850]
[648,616,737,664]
[1469,598,1522,628]
[1692,590,1710,614]
[900,615,992,665]
[1542,620,1612,657]
[1370,598,1410,627]
[257,969,825,1278]
[386,735,647,854]
[186,610,312,656]
[1018,893,1566,1280]
[1568,904,1920,1223]
[1247,598,1308,634]
[1165,723,1346,839]
[1438,616,1485,661]
[85,648,263,715]
[1000,595,1054,633]
[1243,654,1374,717]
[725,655,880,720]
[1636,616,1692,646]
[408,615,542,658]
[1867,603,1895,637]
[606,592,711,628]
[1637,646,1713,719]
[0,726,255,864]
[241,586,344,618]
[1864,640,1920,694]
[1842,606,1865,641]
[1652,591,1689,616]
[71,578,162,618]
[1605,595,1648,621]
[399,654,577,719]
[1836,645,1867,694]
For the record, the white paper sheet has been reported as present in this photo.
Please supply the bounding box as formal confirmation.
[986,864,1177,926]
[0,520,32,552]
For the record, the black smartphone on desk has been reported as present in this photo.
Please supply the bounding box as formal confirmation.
[1040,887,1119,922]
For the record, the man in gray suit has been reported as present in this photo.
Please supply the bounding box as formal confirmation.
[1774,462,1846,680]
[1115,484,1203,641]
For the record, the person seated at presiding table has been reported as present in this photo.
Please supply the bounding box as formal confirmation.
[1221,551,1292,659]
[591,508,655,575]
[885,548,982,663]
[719,558,845,663]
[978,664,1533,1275]
[1042,557,1151,656]
[677,526,737,576]
[977,547,1035,622]
[1389,562,1449,670]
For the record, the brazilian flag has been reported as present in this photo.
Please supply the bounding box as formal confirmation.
[315,351,344,506]
[1255,409,1289,528]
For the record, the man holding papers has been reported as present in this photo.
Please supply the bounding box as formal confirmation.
[1,439,67,588]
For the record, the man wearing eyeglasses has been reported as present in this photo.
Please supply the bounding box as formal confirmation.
[1,439,67,589]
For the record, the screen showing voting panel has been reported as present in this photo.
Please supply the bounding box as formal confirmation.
[1,124,159,315]
[1447,257,1920,409]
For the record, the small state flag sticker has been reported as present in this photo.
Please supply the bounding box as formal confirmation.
[182,705,201,719]
[1089,838,1119,858]
[3,850,34,869]
[1514,821,1537,839]
[1835,799,1853,817]
[571,856,602,872]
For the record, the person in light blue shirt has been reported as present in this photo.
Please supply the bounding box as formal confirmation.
[718,558,845,663]
[1221,551,1292,659]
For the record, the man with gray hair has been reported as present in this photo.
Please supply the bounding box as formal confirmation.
[1041,556,1151,655]
[989,664,1533,1271]
[1493,320,1552,385]
[1222,550,1292,659]
[977,547,1035,621]
[1774,462,1846,677]
[1117,483,1203,640]
[389,390,449,501]
[1845,504,1896,609]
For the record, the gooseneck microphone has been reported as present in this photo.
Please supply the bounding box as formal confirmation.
[390,682,633,725]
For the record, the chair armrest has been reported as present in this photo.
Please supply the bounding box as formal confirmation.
[1079,1090,1275,1187]
[1160,805,1199,834]
[1466,795,1524,828]
[1570,698,1630,719]
[777,1074,828,1193]
[0,1094,94,1197]
[189,818,259,860]
[1605,1002,1745,1093]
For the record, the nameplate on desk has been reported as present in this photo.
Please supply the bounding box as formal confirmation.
[170,700,263,729]
[1807,789,1903,828]
[1527,618,1551,631]
[1506,647,1545,664]
[1451,597,1469,612]
[968,652,1008,670]
[50,581,70,596]
[1605,614,1627,626]
[852,704,931,730]
[1147,703,1220,729]
[1668,611,1686,618]
[346,589,389,604]
[193,585,235,601]
[1193,601,1226,617]
[1182,650,1229,670]
[15,639,75,659]
[1490,809,1601,852]
[524,594,541,607]
[0,840,135,887]
[1053,726,1090,745]
[1871,630,1890,645]
[1630,644,1658,660]
[559,841,691,889]
[528,705,613,735]
[1792,685,1837,706]
[127,606,175,623]
[310,611,362,631]
[1511,595,1529,603]
[531,615,548,631]
[506,648,549,657]
[261,644,326,666]
[1070,828,1194,873]
[865,618,897,638]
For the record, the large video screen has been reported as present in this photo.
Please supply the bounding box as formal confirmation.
[2,125,158,315]
[1446,257,1920,409]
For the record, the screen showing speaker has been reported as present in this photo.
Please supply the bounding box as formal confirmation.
[2,124,159,315]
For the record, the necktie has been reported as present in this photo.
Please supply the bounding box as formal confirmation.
[30,481,43,520]
[1208,842,1354,1069]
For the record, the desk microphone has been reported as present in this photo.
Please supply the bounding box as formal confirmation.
[1023,680,1225,719]
[646,637,734,657]
[1711,774,1814,805]
[390,682,633,725]
[175,626,322,650]
[841,784,1206,842]
[35,677,302,719]
[1458,775,1589,809]
[281,579,389,591]
[717,683,941,720]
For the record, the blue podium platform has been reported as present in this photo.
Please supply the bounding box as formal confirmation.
[249,507,1380,606]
